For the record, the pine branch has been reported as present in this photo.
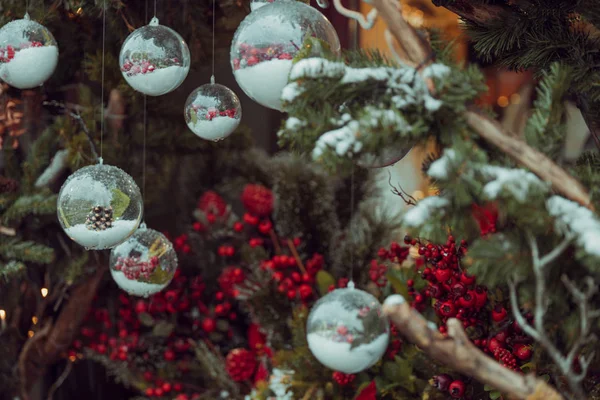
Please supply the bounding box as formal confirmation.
[0,260,27,281]
[0,239,54,264]
[382,295,563,400]
[2,192,57,225]
[370,0,594,211]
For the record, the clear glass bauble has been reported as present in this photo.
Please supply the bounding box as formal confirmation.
[306,285,389,373]
[57,163,143,250]
[0,13,58,89]
[110,225,178,297]
[184,82,242,141]
[230,1,340,111]
[250,0,309,12]
[356,145,414,168]
[119,17,190,96]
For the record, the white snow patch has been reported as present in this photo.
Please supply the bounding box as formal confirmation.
[65,220,139,250]
[285,117,304,130]
[110,269,170,297]
[547,196,600,257]
[312,121,362,159]
[481,166,546,203]
[427,149,457,180]
[402,196,449,227]
[0,45,58,89]
[124,65,189,96]
[341,66,390,84]
[289,58,345,81]
[421,63,451,79]
[186,116,240,141]
[280,82,304,102]
[307,332,389,373]
[235,59,293,111]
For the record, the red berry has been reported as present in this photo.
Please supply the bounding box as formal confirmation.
[278,53,293,60]
[298,284,312,300]
[491,306,508,322]
[143,371,153,382]
[155,388,164,397]
[337,325,348,335]
[164,349,175,361]
[439,301,456,317]
[460,272,476,285]
[448,380,465,398]
[174,383,183,392]
[435,268,452,283]
[457,292,476,308]
[145,388,155,397]
[474,286,488,309]
[233,222,244,232]
[514,344,532,360]
[287,289,296,300]
[243,213,259,225]
[451,282,466,297]
[192,222,204,232]
[488,338,502,353]
[135,300,148,314]
[258,220,272,234]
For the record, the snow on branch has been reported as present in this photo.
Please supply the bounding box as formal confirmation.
[480,165,548,203]
[427,149,457,180]
[401,196,449,227]
[312,120,362,159]
[547,196,600,258]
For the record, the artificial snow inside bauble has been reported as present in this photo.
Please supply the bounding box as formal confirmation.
[110,225,178,297]
[184,83,241,141]
[0,13,58,89]
[57,163,143,250]
[230,0,340,111]
[306,283,389,373]
[119,17,190,96]
[250,0,309,12]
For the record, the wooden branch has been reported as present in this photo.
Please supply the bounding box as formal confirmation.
[370,0,594,211]
[382,296,563,400]
[18,265,106,398]
[431,0,514,25]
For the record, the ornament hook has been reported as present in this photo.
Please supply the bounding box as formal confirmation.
[149,16,159,26]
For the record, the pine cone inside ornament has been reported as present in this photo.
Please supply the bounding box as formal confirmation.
[241,184,273,217]
[225,348,257,382]
[85,205,114,231]
[0,175,19,193]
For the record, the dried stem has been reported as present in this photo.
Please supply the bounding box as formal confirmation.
[382,296,563,399]
[508,232,597,400]
[287,239,307,275]
[369,0,594,211]
[387,170,417,206]
[269,229,282,254]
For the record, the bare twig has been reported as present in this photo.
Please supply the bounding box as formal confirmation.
[508,232,597,400]
[387,170,417,206]
[43,100,99,161]
[382,295,563,400]
[287,239,307,275]
[46,360,73,400]
[369,0,594,211]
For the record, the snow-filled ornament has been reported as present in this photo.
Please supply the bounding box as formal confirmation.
[306,282,389,373]
[250,0,309,12]
[231,0,340,111]
[184,82,241,141]
[356,145,414,169]
[119,17,190,96]
[57,162,143,250]
[0,13,58,89]
[110,224,177,297]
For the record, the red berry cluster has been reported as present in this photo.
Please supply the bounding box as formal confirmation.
[121,57,181,77]
[0,42,43,63]
[189,105,238,121]
[257,251,321,302]
[368,242,410,287]
[113,255,159,280]
[218,266,245,297]
[241,184,273,218]
[225,348,257,382]
[232,43,293,71]
[332,371,356,386]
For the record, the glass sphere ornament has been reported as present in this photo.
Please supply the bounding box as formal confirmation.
[119,17,190,96]
[306,282,389,373]
[0,13,58,89]
[250,0,309,12]
[110,224,178,297]
[184,81,242,141]
[57,162,143,250]
[231,0,340,111]
[356,145,414,169]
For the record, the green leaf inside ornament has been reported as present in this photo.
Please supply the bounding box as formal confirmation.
[111,188,130,218]
[316,270,335,295]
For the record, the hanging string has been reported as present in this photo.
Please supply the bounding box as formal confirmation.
[154,0,157,18]
[99,0,106,162]
[143,1,148,213]
[211,0,216,84]
[349,165,355,288]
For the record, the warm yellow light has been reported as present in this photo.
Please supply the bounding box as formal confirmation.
[497,96,509,108]
[0,310,5,320]
[510,93,521,105]
[76,7,83,15]
[28,330,34,338]
[412,190,425,200]
[69,355,77,362]
[32,316,38,325]
[41,288,48,297]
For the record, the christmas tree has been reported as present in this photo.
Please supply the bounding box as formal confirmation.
[1,0,600,399]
